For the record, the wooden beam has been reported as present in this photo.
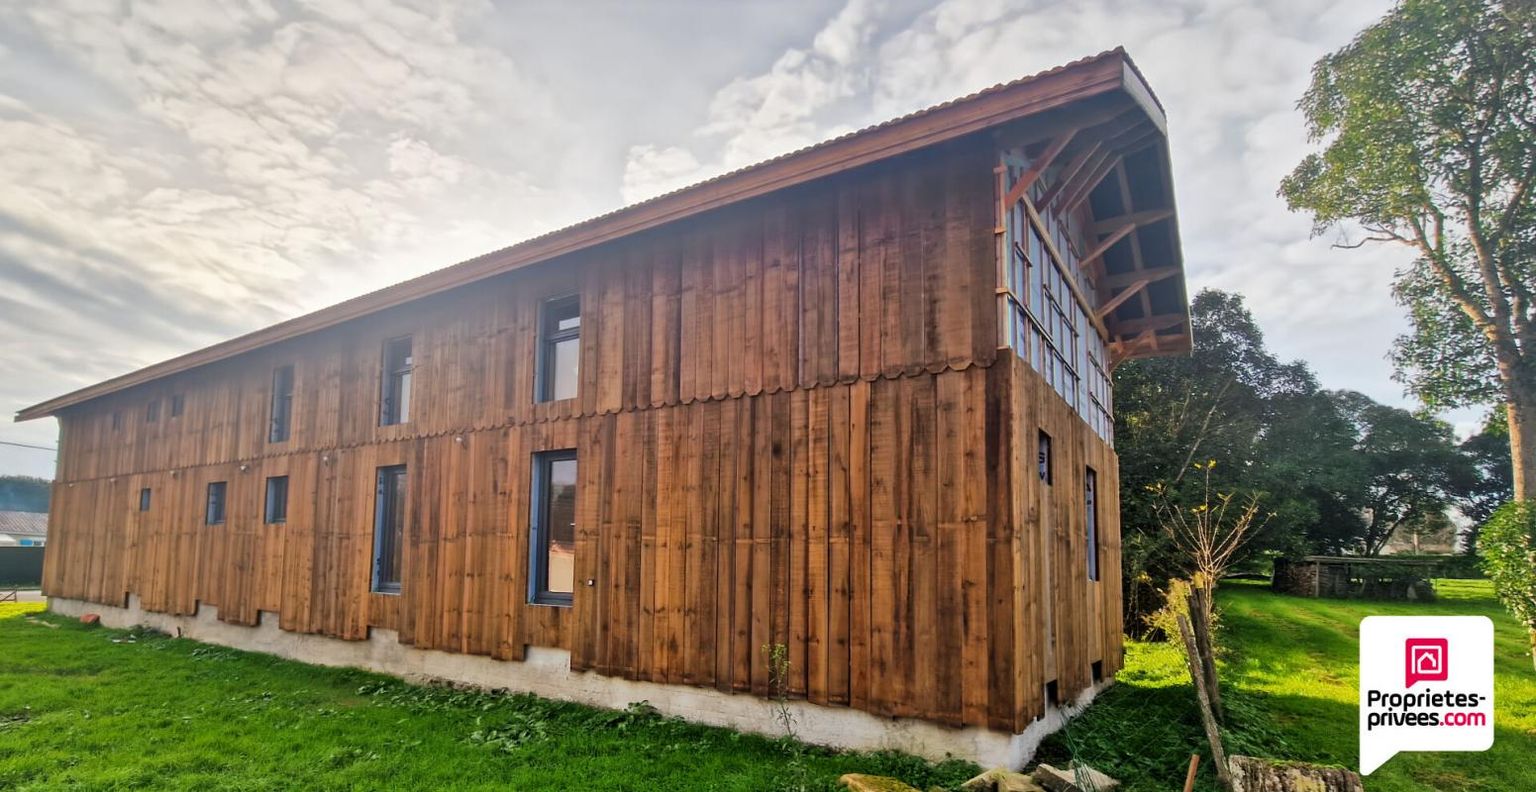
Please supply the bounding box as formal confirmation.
[1018,194,1111,342]
[1080,221,1138,266]
[1111,313,1186,337]
[1003,128,1077,210]
[1102,264,1179,289]
[1096,279,1149,319]
[1058,152,1121,213]
[1091,208,1172,235]
[1035,141,1100,209]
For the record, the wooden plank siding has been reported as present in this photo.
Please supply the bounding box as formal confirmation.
[42,141,1124,734]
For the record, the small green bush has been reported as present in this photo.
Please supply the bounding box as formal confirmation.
[1479,502,1536,668]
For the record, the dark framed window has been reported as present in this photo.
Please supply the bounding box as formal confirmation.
[269,365,294,443]
[111,411,122,431]
[1085,467,1099,582]
[265,476,289,524]
[1038,430,1053,484]
[371,465,407,593]
[536,296,580,403]
[146,400,160,423]
[205,481,227,525]
[380,337,413,426]
[139,488,152,512]
[170,394,185,418]
[529,450,577,606]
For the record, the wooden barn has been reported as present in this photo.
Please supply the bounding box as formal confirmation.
[19,49,1189,766]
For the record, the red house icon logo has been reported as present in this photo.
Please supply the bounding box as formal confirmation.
[1405,638,1448,687]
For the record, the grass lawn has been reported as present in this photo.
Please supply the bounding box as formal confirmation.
[0,601,976,791]
[1039,579,1536,791]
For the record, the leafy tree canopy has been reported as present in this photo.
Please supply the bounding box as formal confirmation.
[1280,0,1536,498]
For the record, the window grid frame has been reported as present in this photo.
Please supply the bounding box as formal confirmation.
[529,449,577,607]
[535,295,581,404]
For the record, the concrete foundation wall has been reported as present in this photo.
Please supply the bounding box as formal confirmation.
[48,595,1104,768]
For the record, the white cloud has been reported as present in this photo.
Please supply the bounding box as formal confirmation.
[0,0,1455,473]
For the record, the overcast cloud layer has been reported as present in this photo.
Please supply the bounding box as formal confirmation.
[1,0,1448,478]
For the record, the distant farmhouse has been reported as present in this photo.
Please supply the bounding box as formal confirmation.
[0,511,47,547]
[19,49,1189,766]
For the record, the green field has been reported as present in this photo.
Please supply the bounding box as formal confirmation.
[4,581,1531,791]
[0,601,974,791]
[1039,579,1536,791]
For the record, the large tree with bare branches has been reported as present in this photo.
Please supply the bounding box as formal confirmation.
[1281,0,1536,500]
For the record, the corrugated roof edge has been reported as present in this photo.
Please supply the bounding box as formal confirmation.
[17,47,1166,421]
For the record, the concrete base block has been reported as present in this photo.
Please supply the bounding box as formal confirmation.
[47,594,1106,768]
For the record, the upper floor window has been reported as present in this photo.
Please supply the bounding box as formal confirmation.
[265,476,289,524]
[171,394,185,418]
[145,400,160,423]
[205,481,227,525]
[530,450,577,606]
[1085,467,1100,582]
[269,365,294,443]
[139,488,152,512]
[537,296,580,403]
[380,337,413,426]
[1038,430,1053,485]
[372,465,407,593]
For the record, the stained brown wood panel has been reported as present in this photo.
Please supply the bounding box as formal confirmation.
[42,142,1126,736]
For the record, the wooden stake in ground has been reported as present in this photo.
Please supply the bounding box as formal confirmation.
[1178,613,1232,791]
[1182,754,1200,792]
[1186,584,1223,721]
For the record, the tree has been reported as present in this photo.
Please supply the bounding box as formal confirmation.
[1149,461,1271,582]
[1114,289,1366,628]
[1330,391,1469,555]
[1454,411,1516,552]
[1479,501,1536,669]
[0,475,50,513]
[1280,0,1536,500]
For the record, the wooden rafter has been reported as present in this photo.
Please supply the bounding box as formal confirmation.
[1111,313,1186,336]
[1018,194,1111,341]
[1102,264,1179,289]
[1002,128,1077,208]
[1058,152,1121,213]
[1113,165,1158,328]
[1036,141,1101,208]
[1079,221,1138,267]
[1091,208,1172,235]
[1096,279,1149,319]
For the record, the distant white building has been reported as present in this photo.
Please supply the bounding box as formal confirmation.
[0,511,47,547]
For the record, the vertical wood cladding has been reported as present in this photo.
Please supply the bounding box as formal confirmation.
[42,142,1121,734]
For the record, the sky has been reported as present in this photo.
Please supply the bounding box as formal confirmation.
[0,0,1473,480]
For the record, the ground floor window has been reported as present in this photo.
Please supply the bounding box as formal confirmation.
[1085,467,1100,581]
[372,465,406,594]
[530,450,577,606]
[264,476,289,524]
[205,481,226,525]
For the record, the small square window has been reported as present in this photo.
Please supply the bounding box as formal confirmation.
[139,488,152,512]
[264,476,289,524]
[205,481,227,525]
